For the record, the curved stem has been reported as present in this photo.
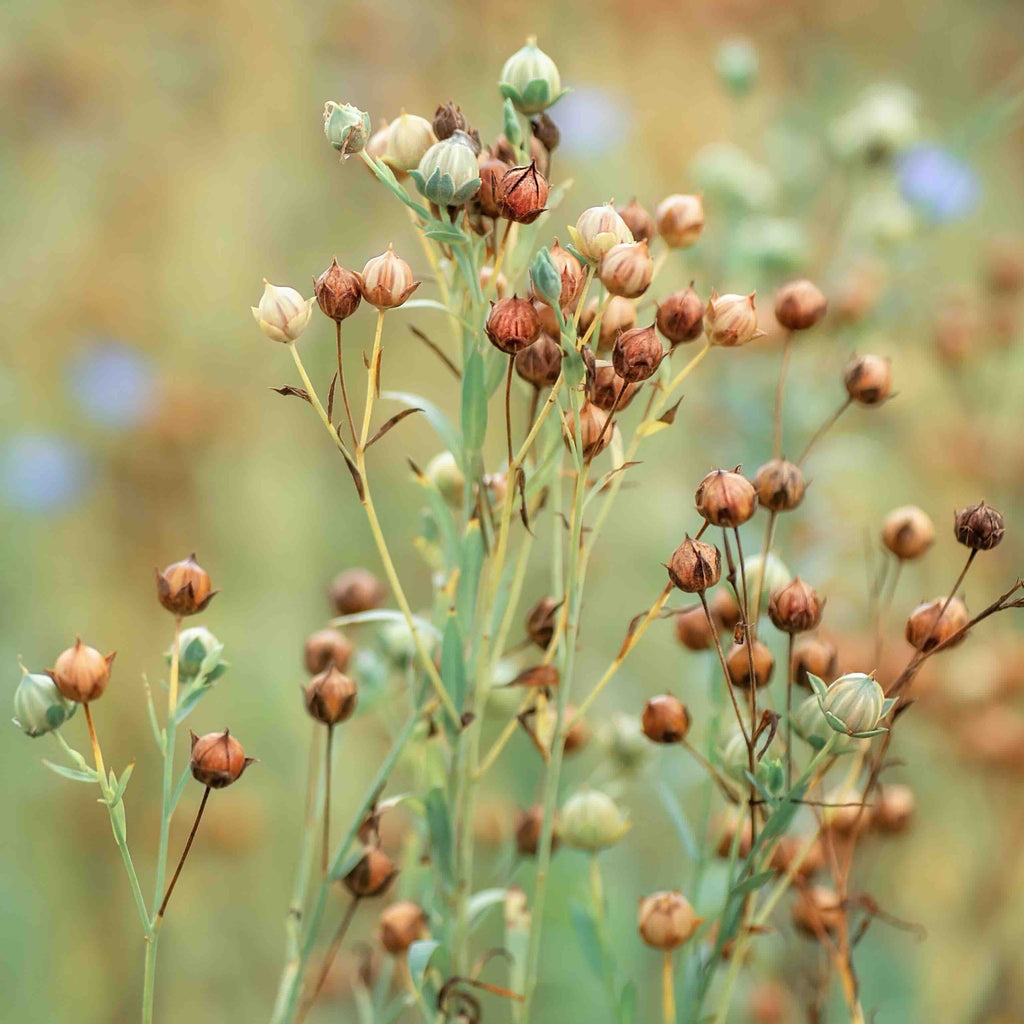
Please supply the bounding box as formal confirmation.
[797,397,852,467]
[295,897,361,1024]
[156,786,211,921]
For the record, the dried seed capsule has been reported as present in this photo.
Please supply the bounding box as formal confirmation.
[638,891,702,949]
[713,807,753,858]
[843,354,892,405]
[251,281,316,343]
[323,102,370,159]
[525,597,560,649]
[515,334,563,389]
[486,295,542,354]
[641,694,691,744]
[509,664,560,689]
[514,805,558,857]
[616,198,655,243]
[599,240,654,298]
[713,588,742,630]
[590,362,640,412]
[560,790,630,851]
[359,246,419,310]
[871,783,915,833]
[656,286,705,346]
[821,795,869,835]
[695,469,758,527]
[769,835,825,880]
[726,640,775,689]
[954,501,1005,551]
[563,401,612,459]
[612,324,664,383]
[667,536,722,593]
[314,259,362,322]
[432,101,467,140]
[704,291,763,347]
[477,157,511,218]
[156,554,216,617]
[585,295,637,352]
[329,569,387,615]
[774,279,827,331]
[754,459,805,512]
[49,638,115,703]
[792,636,837,690]
[13,668,77,736]
[569,203,634,264]
[189,729,254,788]
[531,112,560,152]
[768,578,824,634]
[881,505,934,560]
[531,298,560,336]
[674,605,719,651]
[304,666,358,725]
[791,886,843,939]
[304,629,354,675]
[379,901,428,955]
[655,194,705,249]
[498,162,549,224]
[344,846,398,898]
[562,707,589,754]
[905,596,970,652]
[545,239,585,309]
[382,113,436,173]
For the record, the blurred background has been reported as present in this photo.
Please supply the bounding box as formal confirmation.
[3,0,1024,1021]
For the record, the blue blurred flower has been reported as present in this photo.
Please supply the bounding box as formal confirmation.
[66,339,157,428]
[553,86,631,158]
[897,145,980,224]
[0,433,89,512]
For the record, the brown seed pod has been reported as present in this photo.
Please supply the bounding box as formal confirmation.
[49,638,115,703]
[726,640,775,689]
[792,636,837,689]
[563,401,612,460]
[641,695,691,744]
[545,239,585,309]
[344,846,398,898]
[954,501,1005,551]
[674,605,719,651]
[509,664,560,690]
[562,707,589,754]
[156,554,216,616]
[580,295,636,352]
[477,157,511,218]
[525,597,560,649]
[515,334,563,389]
[656,286,705,346]
[791,886,844,939]
[714,809,753,859]
[486,295,542,354]
[905,596,970,652]
[843,354,892,405]
[638,891,703,949]
[599,240,654,298]
[667,536,722,593]
[655,194,705,248]
[774,279,827,331]
[490,134,518,164]
[304,629,354,674]
[695,469,757,528]
[432,101,467,140]
[612,324,664,383]
[753,459,805,512]
[379,901,428,955]
[616,198,655,243]
[189,729,254,788]
[514,805,559,857]
[359,246,419,310]
[712,588,742,631]
[769,835,825,880]
[871,783,915,833]
[531,112,560,152]
[882,505,934,560]
[704,291,762,347]
[768,578,824,634]
[304,666,358,725]
[590,361,640,412]
[329,569,387,615]
[314,258,362,322]
[498,162,549,224]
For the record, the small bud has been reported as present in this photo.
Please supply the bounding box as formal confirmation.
[704,291,763,347]
[638,891,702,949]
[543,239,585,309]
[423,451,465,507]
[314,259,362,323]
[515,334,563,389]
[304,666,358,725]
[792,886,844,939]
[486,296,542,355]
[171,627,224,681]
[344,846,398,898]
[498,162,549,224]
[514,805,558,857]
[656,286,705,346]
[881,505,934,560]
[905,596,970,652]
[382,113,436,173]
[674,605,719,651]
[641,694,691,744]
[655,194,705,248]
[814,672,893,738]
[477,157,511,218]
[667,536,722,593]
[528,249,561,309]
[560,790,631,851]
[774,279,827,331]
[251,281,316,343]
[359,246,419,310]
[726,640,775,689]
[323,102,370,159]
[843,354,892,405]
[379,901,427,954]
[695,469,758,527]
[715,38,758,96]
[156,554,216,616]
[581,295,637,352]
[525,597,559,649]
[616,198,655,243]
[568,203,634,264]
[768,578,824,634]
[590,361,640,412]
[304,629,353,675]
[432,101,467,140]
[599,241,654,298]
[13,666,77,737]
[954,501,1005,551]
[49,639,115,704]
[754,459,806,512]
[871,783,915,833]
[411,132,481,207]
[189,729,254,788]
[612,324,664,383]
[563,401,613,460]
[792,637,837,690]
[329,569,386,616]
[792,693,861,753]
[499,37,564,115]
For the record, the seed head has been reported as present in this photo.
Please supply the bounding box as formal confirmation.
[424,451,465,507]
[49,638,115,704]
[499,38,563,115]
[329,569,386,616]
[704,291,763,347]
[871,783,915,833]
[769,578,824,634]
[581,294,637,352]
[655,194,705,249]
[515,334,563,389]
[545,239,585,309]
[726,640,775,689]
[638,891,702,949]
[881,505,934,560]
[477,157,511,218]
[843,354,892,405]
[568,203,634,264]
[524,597,559,649]
[770,835,825,880]
[641,694,691,744]
[792,637,837,690]
[815,672,892,737]
[379,901,427,955]
[905,596,970,652]
[616,198,655,242]
[599,240,654,298]
[156,554,215,617]
[322,102,370,159]
[667,536,722,592]
[412,132,481,206]
[304,629,354,675]
[954,501,1005,551]
[560,790,631,851]
[590,362,640,412]
[791,886,844,939]
[562,706,589,754]
[432,101,468,140]
[251,281,316,343]
[695,468,757,527]
[359,246,419,310]
[13,667,77,737]
[656,286,705,346]
[344,846,398,898]
[674,604,719,651]
[486,296,542,355]
[774,279,827,331]
[382,113,436,173]
[713,588,742,630]
[514,805,558,857]
[753,459,805,512]
[189,729,254,788]
[498,162,549,224]
[304,666,358,726]
[563,401,613,460]
[531,112,561,153]
[612,324,664,383]
[314,259,362,323]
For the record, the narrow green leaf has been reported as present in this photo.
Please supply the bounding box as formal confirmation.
[407,939,443,989]
[382,390,463,468]
[618,981,637,1024]
[456,522,485,634]
[42,760,98,784]
[461,350,488,455]
[109,761,135,807]
[466,887,507,930]
[440,614,468,715]
[569,900,604,976]
[658,781,699,860]
[424,788,456,891]
[728,869,775,899]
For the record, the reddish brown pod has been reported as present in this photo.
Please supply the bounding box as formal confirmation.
[497,162,548,224]
[329,569,387,615]
[725,640,774,689]
[641,695,691,743]
[156,554,216,616]
[304,629,354,674]
[695,469,757,528]
[656,286,704,346]
[190,729,255,788]
[774,279,827,331]
[49,638,116,703]
[667,536,722,593]
[486,295,542,354]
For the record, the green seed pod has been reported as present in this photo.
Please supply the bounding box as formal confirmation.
[13,667,77,737]
[791,694,861,754]
[168,626,225,681]
[810,672,896,739]
[599,712,652,776]
[323,102,371,160]
[410,132,481,207]
[499,37,564,115]
[715,38,758,96]
[529,247,563,310]
[424,451,465,507]
[560,790,631,851]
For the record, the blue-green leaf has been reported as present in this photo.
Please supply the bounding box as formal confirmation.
[407,939,444,989]
[658,781,699,860]
[461,350,488,455]
[424,788,456,891]
[42,760,98,784]
[440,614,468,715]
[382,391,462,468]
[569,900,604,976]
